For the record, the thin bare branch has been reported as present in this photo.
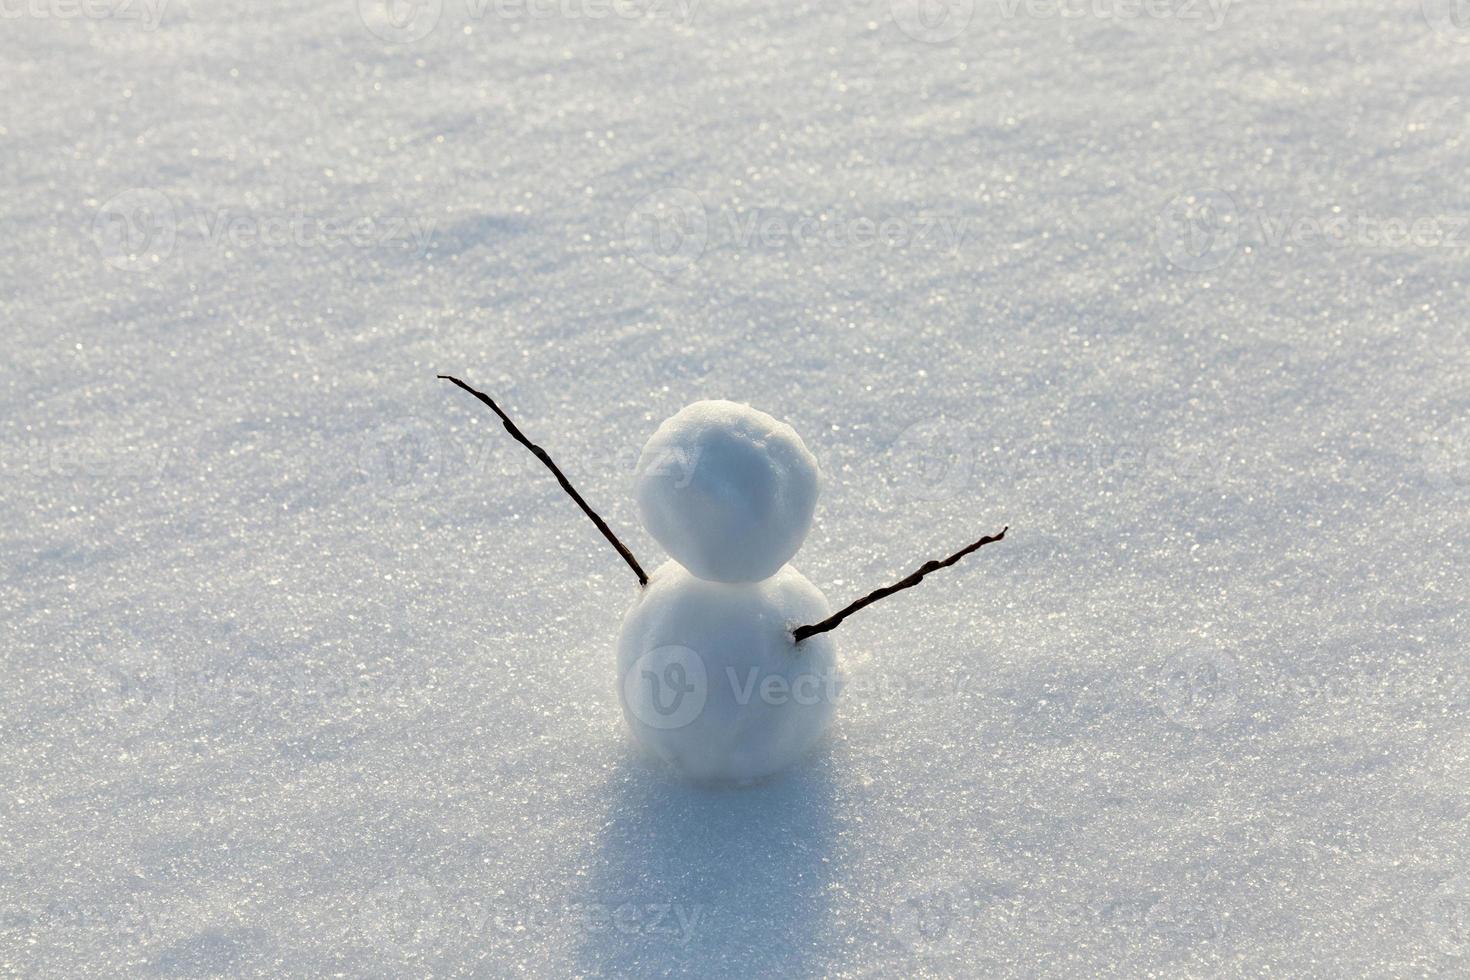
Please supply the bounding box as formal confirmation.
[792,526,1008,643]
[438,374,649,588]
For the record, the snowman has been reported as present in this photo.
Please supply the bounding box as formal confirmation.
[438,376,1006,783]
[620,399,836,781]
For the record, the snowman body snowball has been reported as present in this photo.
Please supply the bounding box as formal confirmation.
[618,400,836,781]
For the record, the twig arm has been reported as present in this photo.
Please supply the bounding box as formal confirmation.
[437,374,649,588]
[792,526,1007,643]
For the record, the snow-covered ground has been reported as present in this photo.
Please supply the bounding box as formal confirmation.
[3,0,1468,975]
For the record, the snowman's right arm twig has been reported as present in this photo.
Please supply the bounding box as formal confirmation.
[792,527,1007,643]
[438,375,649,588]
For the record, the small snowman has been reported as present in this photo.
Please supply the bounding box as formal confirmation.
[621,400,835,781]
[439,376,1006,783]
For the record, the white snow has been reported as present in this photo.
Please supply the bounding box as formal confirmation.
[635,399,821,583]
[617,560,836,782]
[3,0,1469,976]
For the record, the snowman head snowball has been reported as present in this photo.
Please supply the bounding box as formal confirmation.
[439,375,1007,783]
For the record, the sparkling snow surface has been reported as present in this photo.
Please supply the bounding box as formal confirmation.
[3,0,1468,976]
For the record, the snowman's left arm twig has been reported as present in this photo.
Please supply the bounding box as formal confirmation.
[792,527,1007,643]
[438,375,649,588]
